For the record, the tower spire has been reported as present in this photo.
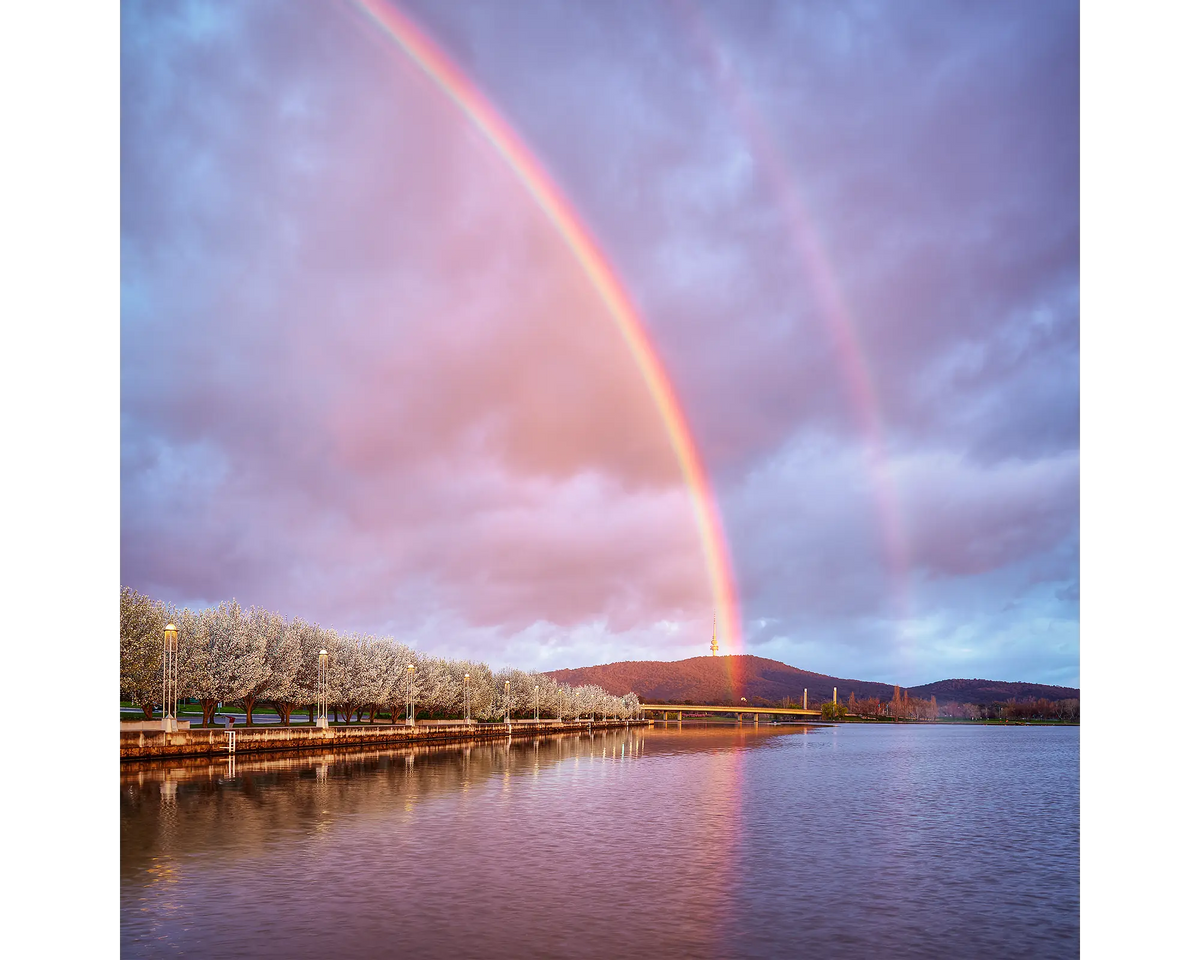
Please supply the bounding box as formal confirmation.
[710,612,719,656]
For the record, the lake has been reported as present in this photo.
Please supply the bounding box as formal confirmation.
[121,722,1079,958]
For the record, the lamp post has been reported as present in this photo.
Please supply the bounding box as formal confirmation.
[317,649,329,729]
[504,680,511,723]
[534,684,539,722]
[407,663,415,726]
[464,674,470,723]
[162,623,178,732]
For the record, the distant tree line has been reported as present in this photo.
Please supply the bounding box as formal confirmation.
[833,685,1079,722]
[626,685,1080,723]
[967,697,1080,722]
[120,587,641,725]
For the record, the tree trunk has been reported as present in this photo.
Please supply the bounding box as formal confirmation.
[242,694,257,725]
[202,698,218,725]
[368,706,378,724]
[273,701,296,726]
[140,701,155,719]
[308,704,314,724]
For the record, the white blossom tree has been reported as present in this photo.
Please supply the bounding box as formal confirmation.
[231,604,277,725]
[179,604,236,725]
[325,631,366,723]
[261,616,317,725]
[120,586,166,718]
[123,587,647,731]
[381,641,419,725]
[359,636,401,723]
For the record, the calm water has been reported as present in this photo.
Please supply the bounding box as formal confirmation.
[121,723,1079,958]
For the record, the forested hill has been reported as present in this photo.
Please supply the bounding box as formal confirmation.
[906,677,1080,704]
[544,656,1079,706]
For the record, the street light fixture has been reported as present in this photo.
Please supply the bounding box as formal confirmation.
[534,684,539,722]
[464,674,470,723]
[162,623,178,732]
[504,680,511,723]
[317,649,329,729]
[407,663,415,726]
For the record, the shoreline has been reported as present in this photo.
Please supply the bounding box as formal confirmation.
[120,718,649,762]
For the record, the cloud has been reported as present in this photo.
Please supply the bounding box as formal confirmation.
[122,0,1078,685]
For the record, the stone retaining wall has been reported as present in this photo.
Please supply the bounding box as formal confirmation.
[120,719,647,761]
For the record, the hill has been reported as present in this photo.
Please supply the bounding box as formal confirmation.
[906,677,1079,704]
[545,655,1078,706]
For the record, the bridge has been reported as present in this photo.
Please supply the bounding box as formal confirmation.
[641,703,822,722]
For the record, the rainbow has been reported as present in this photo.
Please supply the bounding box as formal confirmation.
[668,0,912,629]
[352,0,744,657]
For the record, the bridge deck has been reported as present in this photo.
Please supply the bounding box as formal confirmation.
[642,703,821,717]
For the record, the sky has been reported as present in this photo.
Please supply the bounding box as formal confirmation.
[120,0,1079,687]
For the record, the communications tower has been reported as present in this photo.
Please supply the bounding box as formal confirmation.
[710,613,719,656]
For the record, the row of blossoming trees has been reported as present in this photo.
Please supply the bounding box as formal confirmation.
[120,587,640,726]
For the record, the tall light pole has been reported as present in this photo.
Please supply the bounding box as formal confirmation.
[463,674,470,723]
[162,623,178,732]
[317,649,329,729]
[504,680,511,723]
[407,663,415,726]
[534,684,539,722]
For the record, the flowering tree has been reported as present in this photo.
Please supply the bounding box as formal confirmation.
[358,636,401,723]
[175,599,271,725]
[120,586,166,718]
[468,661,496,720]
[239,606,284,724]
[576,684,606,720]
[559,685,582,720]
[420,657,484,719]
[261,616,317,725]
[226,603,272,724]
[381,642,419,724]
[120,588,645,728]
[493,667,522,719]
[177,605,231,725]
[414,653,456,718]
[325,632,368,723]
[495,668,556,718]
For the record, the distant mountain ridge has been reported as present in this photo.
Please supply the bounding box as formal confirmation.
[545,655,1079,706]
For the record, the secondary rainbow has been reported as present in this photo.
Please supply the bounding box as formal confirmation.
[352,0,744,655]
[669,0,912,631]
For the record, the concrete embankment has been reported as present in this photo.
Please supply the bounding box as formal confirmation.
[121,718,648,762]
